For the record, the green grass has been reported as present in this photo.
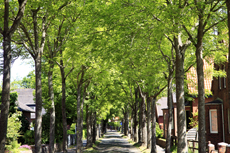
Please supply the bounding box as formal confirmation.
[170,145,193,153]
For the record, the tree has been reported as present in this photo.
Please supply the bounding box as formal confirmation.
[0,0,27,152]
[183,1,226,152]
[158,38,175,153]
[19,6,48,152]
[20,71,35,89]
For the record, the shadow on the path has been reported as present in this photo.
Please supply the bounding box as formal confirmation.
[93,131,140,153]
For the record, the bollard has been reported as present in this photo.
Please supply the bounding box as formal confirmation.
[226,144,230,153]
[208,144,215,153]
[218,142,228,153]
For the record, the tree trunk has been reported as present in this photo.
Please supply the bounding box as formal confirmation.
[166,72,173,153]
[35,54,43,153]
[97,123,100,140]
[131,111,134,140]
[151,97,157,153]
[124,109,127,135]
[101,120,104,136]
[60,65,68,153]
[147,97,151,149]
[80,92,85,149]
[92,112,97,143]
[134,87,138,142]
[124,108,129,136]
[174,36,188,153]
[48,61,55,153]
[0,34,11,153]
[33,10,44,153]
[142,96,147,147]
[122,118,125,134]
[196,12,206,153]
[139,94,143,143]
[86,105,92,148]
[76,85,82,153]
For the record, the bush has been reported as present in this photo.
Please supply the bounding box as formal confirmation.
[83,128,87,140]
[6,140,21,153]
[156,122,163,138]
[6,111,22,152]
[23,130,35,145]
[67,123,76,134]
[18,114,30,144]
[189,112,198,128]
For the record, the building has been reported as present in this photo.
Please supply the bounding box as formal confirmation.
[14,88,46,125]
[206,62,230,146]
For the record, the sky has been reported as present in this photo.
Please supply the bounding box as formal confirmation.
[0,57,34,83]
[0,47,34,84]
[11,57,34,81]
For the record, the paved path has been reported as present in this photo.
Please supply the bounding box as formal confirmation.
[94,131,141,153]
[53,130,165,153]
[156,145,165,153]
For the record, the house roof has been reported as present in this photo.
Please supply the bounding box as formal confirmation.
[13,88,35,112]
[17,101,35,112]
[205,98,223,105]
[156,93,176,117]
[187,59,213,95]
[14,88,35,105]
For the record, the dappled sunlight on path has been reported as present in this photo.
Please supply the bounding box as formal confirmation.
[94,131,141,153]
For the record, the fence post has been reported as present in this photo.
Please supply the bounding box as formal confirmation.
[208,143,215,153]
[218,142,228,153]
[193,141,195,152]
[226,144,230,153]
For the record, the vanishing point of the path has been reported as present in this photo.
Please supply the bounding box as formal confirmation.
[94,131,141,153]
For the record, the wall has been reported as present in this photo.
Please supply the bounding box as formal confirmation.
[205,104,223,147]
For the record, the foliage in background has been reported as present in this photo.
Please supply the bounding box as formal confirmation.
[156,122,163,138]
[20,71,35,89]
[0,92,18,115]
[6,111,22,152]
[189,112,198,128]
[23,130,34,145]
[67,123,76,135]
[18,114,30,144]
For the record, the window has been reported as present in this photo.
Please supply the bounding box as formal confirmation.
[209,109,218,133]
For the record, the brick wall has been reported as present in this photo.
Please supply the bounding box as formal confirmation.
[205,104,223,147]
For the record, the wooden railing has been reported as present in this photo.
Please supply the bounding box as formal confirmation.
[187,140,198,152]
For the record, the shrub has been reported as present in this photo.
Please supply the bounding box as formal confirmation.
[156,122,163,138]
[6,111,22,152]
[67,123,76,134]
[23,130,35,145]
[170,145,193,153]
[83,128,87,140]
[189,112,198,128]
